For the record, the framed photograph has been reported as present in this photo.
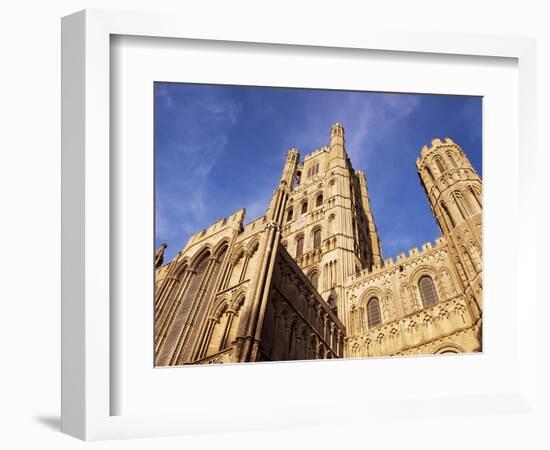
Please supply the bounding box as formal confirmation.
[152,81,483,368]
[62,9,538,441]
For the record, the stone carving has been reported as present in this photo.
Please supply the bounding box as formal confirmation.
[155,243,167,268]
[154,124,482,365]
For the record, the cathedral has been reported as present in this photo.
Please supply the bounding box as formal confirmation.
[154,122,483,366]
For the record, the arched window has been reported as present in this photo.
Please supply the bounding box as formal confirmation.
[468,186,482,210]
[440,201,455,228]
[307,163,319,178]
[301,202,308,215]
[367,297,382,328]
[434,158,445,174]
[419,275,438,307]
[309,271,319,290]
[453,190,471,219]
[425,167,434,183]
[242,244,259,281]
[206,303,229,355]
[313,228,322,249]
[316,193,323,207]
[447,152,458,168]
[296,236,304,257]
[228,251,245,286]
[286,208,293,222]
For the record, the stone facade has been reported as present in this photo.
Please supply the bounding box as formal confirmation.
[154,123,482,365]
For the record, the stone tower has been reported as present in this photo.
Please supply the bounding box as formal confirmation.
[416,138,483,323]
[279,123,382,331]
[155,126,483,366]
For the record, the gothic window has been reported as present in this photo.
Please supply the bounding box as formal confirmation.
[453,190,471,219]
[313,228,322,249]
[425,166,435,183]
[206,302,229,356]
[243,243,259,281]
[367,297,382,328]
[468,186,482,210]
[301,202,308,215]
[287,208,293,222]
[296,236,304,257]
[316,193,323,207]
[185,252,210,302]
[434,157,445,174]
[419,275,438,307]
[226,297,245,347]
[309,271,319,290]
[460,190,473,214]
[441,201,455,229]
[447,153,458,168]
[307,163,319,177]
[228,251,245,286]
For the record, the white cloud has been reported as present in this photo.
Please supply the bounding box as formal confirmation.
[155,85,243,251]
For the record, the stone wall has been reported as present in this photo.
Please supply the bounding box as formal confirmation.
[258,245,345,361]
[345,238,481,357]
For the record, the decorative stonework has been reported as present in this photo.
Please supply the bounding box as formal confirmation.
[155,125,482,365]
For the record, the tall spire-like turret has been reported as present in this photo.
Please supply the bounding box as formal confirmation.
[417,137,483,319]
[328,122,347,169]
[280,147,300,188]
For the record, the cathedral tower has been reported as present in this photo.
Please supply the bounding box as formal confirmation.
[417,138,483,321]
[155,125,483,365]
[279,123,382,331]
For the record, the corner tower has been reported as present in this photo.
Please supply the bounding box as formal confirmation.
[417,138,483,319]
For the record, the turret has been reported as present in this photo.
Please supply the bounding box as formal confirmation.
[280,147,300,188]
[328,122,347,169]
[356,170,383,267]
[417,138,482,235]
[417,137,483,317]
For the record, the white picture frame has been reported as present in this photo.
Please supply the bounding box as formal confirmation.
[61,9,538,441]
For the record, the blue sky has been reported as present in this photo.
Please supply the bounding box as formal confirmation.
[155,83,482,262]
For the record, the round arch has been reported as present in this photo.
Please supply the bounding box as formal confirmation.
[358,286,385,308]
[212,239,230,258]
[245,238,260,254]
[306,266,320,290]
[408,264,440,287]
[189,245,213,270]
[171,256,191,279]
[433,343,464,354]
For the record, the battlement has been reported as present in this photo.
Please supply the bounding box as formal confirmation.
[241,215,267,236]
[186,208,246,246]
[303,145,330,161]
[347,236,447,283]
[417,137,459,166]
